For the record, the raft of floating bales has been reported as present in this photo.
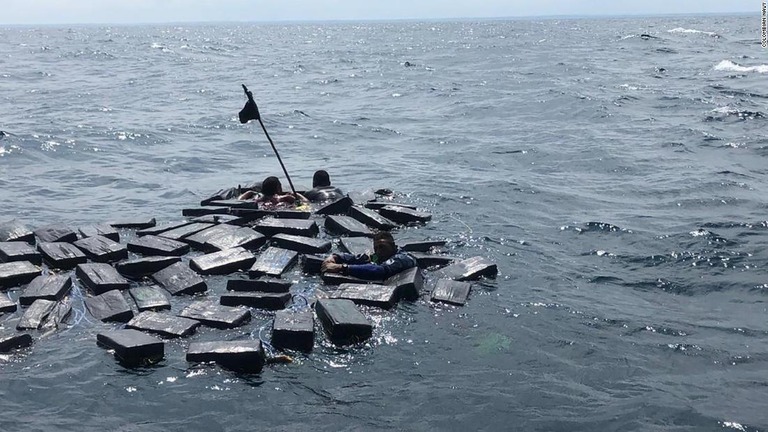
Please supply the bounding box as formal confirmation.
[0,188,497,372]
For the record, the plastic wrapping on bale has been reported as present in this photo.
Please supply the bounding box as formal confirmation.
[0,219,35,243]
[189,247,256,275]
[272,310,314,352]
[348,205,398,230]
[186,340,266,373]
[315,299,372,345]
[0,261,42,289]
[324,215,373,237]
[248,247,298,278]
[76,263,130,295]
[78,224,120,242]
[270,234,331,254]
[38,242,87,270]
[127,235,190,257]
[0,242,42,265]
[34,225,78,243]
[97,329,164,366]
[73,235,128,263]
[85,290,134,322]
[126,311,200,338]
[152,262,207,295]
[19,273,72,306]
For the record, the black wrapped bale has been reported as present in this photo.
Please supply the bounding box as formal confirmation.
[17,299,56,330]
[19,273,72,306]
[115,256,180,279]
[200,187,239,206]
[183,224,240,250]
[152,262,207,296]
[41,301,72,330]
[38,242,87,270]
[430,279,471,306]
[272,310,314,352]
[248,247,298,278]
[226,277,292,293]
[158,222,214,241]
[348,206,398,231]
[76,263,130,295]
[109,218,156,229]
[205,199,259,209]
[378,205,432,224]
[204,226,266,252]
[400,240,447,252]
[181,207,230,217]
[324,215,373,237]
[127,235,190,257]
[136,221,192,237]
[227,208,272,220]
[320,273,370,286]
[186,340,266,372]
[0,219,34,243]
[272,210,311,220]
[314,196,354,216]
[0,241,42,265]
[364,202,416,210]
[126,311,200,338]
[78,224,120,242]
[315,299,372,345]
[190,214,240,224]
[340,237,373,256]
[0,261,42,289]
[0,296,16,313]
[189,247,256,275]
[271,234,331,254]
[220,291,291,310]
[384,266,423,301]
[434,256,498,281]
[330,283,398,309]
[73,235,128,263]
[179,301,250,329]
[410,252,457,269]
[84,290,134,322]
[34,225,78,243]
[0,332,33,352]
[96,329,164,365]
[128,285,171,311]
[301,254,324,275]
[252,218,318,238]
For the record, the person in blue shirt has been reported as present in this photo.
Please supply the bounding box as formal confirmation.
[321,232,417,280]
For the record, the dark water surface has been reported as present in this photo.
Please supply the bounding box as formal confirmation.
[1,15,768,431]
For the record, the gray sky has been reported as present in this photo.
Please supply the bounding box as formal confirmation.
[0,0,757,25]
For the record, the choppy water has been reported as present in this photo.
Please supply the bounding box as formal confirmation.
[1,14,768,431]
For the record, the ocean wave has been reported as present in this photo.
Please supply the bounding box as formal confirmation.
[668,27,719,37]
[714,60,768,74]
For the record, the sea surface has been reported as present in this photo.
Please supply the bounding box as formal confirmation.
[1,14,767,431]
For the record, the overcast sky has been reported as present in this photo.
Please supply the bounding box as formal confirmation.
[0,0,757,25]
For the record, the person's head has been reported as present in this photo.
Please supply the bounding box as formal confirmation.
[312,170,331,188]
[373,232,397,261]
[261,176,283,196]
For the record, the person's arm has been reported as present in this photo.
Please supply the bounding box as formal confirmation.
[238,190,256,200]
[321,253,370,273]
[345,253,418,280]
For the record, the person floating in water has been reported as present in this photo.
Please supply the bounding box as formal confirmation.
[304,170,344,202]
[321,232,417,280]
[238,176,307,207]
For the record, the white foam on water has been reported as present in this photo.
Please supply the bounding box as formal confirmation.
[714,60,768,74]
[668,27,718,37]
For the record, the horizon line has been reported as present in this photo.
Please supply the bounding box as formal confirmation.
[0,10,756,27]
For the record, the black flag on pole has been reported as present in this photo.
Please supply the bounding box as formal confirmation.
[239,84,260,123]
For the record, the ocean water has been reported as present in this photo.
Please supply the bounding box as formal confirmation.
[1,14,768,431]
